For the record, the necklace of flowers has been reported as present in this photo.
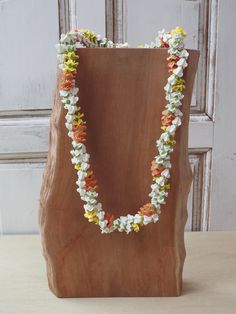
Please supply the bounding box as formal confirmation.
[56,27,189,234]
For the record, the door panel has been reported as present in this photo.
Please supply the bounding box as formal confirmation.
[0,0,58,112]
[0,161,45,234]
[0,0,58,234]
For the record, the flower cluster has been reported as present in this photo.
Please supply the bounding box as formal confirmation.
[56,27,188,234]
[148,28,189,217]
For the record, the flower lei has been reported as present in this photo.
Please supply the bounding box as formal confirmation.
[56,27,189,234]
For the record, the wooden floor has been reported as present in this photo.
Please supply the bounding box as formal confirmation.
[0,232,235,314]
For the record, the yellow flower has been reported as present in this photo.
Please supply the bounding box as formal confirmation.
[84,210,99,223]
[173,77,185,92]
[64,52,79,60]
[81,29,97,43]
[131,223,140,232]
[73,111,85,126]
[87,170,93,177]
[74,164,81,170]
[64,66,76,73]
[175,78,185,85]
[166,139,176,146]
[137,45,144,48]
[64,59,78,68]
[76,112,84,119]
[172,85,185,92]
[161,126,167,131]
[159,184,170,191]
[73,118,85,126]
[171,27,187,38]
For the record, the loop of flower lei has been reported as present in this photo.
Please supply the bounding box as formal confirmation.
[56,27,189,234]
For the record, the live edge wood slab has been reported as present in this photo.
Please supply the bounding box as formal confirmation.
[39,48,199,298]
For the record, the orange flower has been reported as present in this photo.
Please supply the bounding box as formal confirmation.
[60,80,75,90]
[139,203,156,217]
[73,124,87,142]
[73,124,87,131]
[166,55,180,62]
[151,161,164,177]
[63,72,76,81]
[104,212,114,227]
[161,38,169,48]
[85,174,98,191]
[168,61,178,73]
[60,72,76,90]
[161,114,175,126]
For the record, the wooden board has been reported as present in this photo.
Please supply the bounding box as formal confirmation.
[39,48,199,297]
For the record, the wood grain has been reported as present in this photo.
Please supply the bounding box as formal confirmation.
[39,48,199,297]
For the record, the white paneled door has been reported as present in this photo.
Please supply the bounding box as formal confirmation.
[0,0,59,234]
[0,0,235,233]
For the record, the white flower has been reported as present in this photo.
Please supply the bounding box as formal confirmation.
[71,147,86,157]
[68,105,77,114]
[68,131,74,138]
[156,176,165,186]
[159,150,168,158]
[157,195,166,204]
[65,113,73,123]
[97,211,105,220]
[107,40,114,48]
[94,203,102,212]
[172,117,182,126]
[161,168,170,178]
[74,153,88,163]
[177,58,188,68]
[163,160,172,169]
[166,124,177,135]
[70,87,79,96]
[71,157,80,164]
[164,83,172,92]
[151,183,158,191]
[134,214,143,224]
[168,74,177,85]
[84,203,94,211]
[78,171,87,180]
[65,122,72,131]
[160,132,170,142]
[85,190,98,199]
[60,90,69,97]
[143,216,152,225]
[179,49,189,58]
[96,34,102,41]
[174,109,183,117]
[77,187,86,196]
[99,220,108,229]
[173,66,183,77]
[72,141,84,149]
[152,214,159,223]
[86,197,97,205]
[66,95,79,105]
[120,216,127,225]
[155,156,165,165]
[80,162,89,171]
[116,42,128,48]
[76,179,85,188]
